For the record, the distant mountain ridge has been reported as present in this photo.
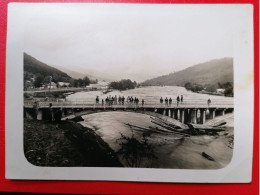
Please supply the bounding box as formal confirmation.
[61,65,113,82]
[142,58,233,88]
[51,65,88,79]
[52,65,112,82]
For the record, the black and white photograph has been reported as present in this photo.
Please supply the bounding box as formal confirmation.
[6,3,254,182]
[22,4,235,169]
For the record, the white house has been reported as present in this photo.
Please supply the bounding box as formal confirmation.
[57,82,70,88]
[46,82,57,89]
[216,88,225,94]
[86,81,109,90]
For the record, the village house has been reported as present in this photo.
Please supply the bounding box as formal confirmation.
[41,82,57,89]
[216,88,225,94]
[86,81,109,90]
[57,82,70,88]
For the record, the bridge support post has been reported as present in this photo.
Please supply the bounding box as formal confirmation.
[185,109,191,123]
[176,109,180,121]
[183,109,189,124]
[176,109,180,120]
[200,108,206,124]
[168,109,171,117]
[64,108,68,116]
[191,109,197,124]
[61,109,65,118]
[180,109,185,123]
[171,109,175,119]
[220,109,226,116]
[209,109,216,119]
[37,109,43,120]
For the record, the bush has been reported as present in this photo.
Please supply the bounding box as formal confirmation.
[184,82,203,92]
[116,133,156,167]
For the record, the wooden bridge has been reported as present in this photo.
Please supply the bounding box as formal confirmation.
[24,99,234,124]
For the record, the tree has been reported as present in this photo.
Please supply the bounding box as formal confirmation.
[75,79,83,87]
[83,76,91,86]
[222,82,233,96]
[217,82,223,88]
[69,78,75,87]
[205,84,217,92]
[109,79,137,91]
[184,82,203,92]
[184,82,192,90]
[34,75,44,88]
[117,133,156,167]
[222,82,232,89]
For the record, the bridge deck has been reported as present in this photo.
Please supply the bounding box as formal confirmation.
[24,99,234,109]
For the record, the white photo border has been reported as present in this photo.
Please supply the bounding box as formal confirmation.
[5,3,254,182]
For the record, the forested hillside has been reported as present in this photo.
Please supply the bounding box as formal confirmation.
[142,58,233,91]
[24,53,71,83]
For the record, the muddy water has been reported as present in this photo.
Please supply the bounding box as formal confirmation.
[80,112,233,169]
[67,86,233,103]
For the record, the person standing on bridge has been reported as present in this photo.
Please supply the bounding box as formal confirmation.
[130,96,133,104]
[96,96,99,104]
[207,98,211,107]
[118,96,122,105]
[111,96,115,105]
[109,95,112,106]
[114,95,117,105]
[169,98,172,106]
[160,97,163,105]
[181,95,183,103]
[122,96,125,105]
[177,96,180,106]
[134,97,137,104]
[142,99,145,107]
[165,97,168,106]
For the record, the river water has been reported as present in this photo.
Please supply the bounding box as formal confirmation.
[67,86,233,103]
[73,86,233,169]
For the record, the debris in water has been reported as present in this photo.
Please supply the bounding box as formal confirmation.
[202,152,215,161]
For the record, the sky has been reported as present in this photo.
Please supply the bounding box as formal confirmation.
[22,4,248,82]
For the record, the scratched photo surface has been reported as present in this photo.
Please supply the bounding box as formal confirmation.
[23,4,234,169]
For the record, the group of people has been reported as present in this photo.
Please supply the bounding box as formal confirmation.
[160,95,183,106]
[95,95,145,106]
[95,95,212,107]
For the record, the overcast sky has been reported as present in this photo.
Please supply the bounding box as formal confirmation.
[22,4,248,82]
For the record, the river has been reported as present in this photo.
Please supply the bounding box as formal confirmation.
[72,86,233,169]
[67,86,233,103]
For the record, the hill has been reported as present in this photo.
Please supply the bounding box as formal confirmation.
[62,65,113,82]
[52,65,112,82]
[52,65,89,79]
[142,58,233,90]
[24,53,71,83]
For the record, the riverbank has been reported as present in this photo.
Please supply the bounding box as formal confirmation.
[24,118,122,167]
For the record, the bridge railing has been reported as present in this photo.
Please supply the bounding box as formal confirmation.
[24,99,234,109]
